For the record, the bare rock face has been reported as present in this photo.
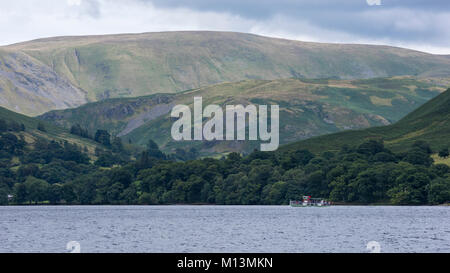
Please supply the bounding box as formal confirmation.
[0,50,88,116]
[39,94,175,138]
[117,103,175,137]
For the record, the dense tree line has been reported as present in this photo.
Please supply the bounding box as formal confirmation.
[1,118,449,206]
[69,125,132,167]
[70,124,90,139]
[0,119,25,133]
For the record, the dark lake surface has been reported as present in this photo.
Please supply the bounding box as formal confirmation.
[0,205,449,253]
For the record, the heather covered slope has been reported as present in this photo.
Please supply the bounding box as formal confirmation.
[2,31,450,115]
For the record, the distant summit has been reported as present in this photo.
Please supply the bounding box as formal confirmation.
[1,31,450,116]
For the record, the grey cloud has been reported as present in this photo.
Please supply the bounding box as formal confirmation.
[74,0,101,18]
[144,0,450,18]
[143,0,450,47]
[84,0,101,18]
[0,0,448,54]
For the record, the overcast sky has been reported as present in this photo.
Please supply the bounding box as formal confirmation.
[0,0,449,54]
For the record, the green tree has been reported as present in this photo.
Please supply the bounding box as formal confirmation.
[349,166,393,203]
[111,137,124,153]
[24,177,50,204]
[438,148,449,158]
[357,140,385,156]
[283,168,308,201]
[70,124,90,138]
[372,152,396,163]
[37,122,47,132]
[48,183,63,204]
[110,168,133,187]
[427,177,450,204]
[412,140,432,154]
[281,150,314,169]
[0,187,9,205]
[106,182,124,204]
[13,183,27,204]
[138,192,158,205]
[147,139,165,159]
[121,185,138,204]
[329,176,348,202]
[17,164,40,179]
[403,149,434,167]
[306,170,327,197]
[94,130,111,146]
[0,119,7,132]
[62,183,77,204]
[263,181,287,204]
[388,171,430,205]
[185,175,205,203]
[431,164,450,177]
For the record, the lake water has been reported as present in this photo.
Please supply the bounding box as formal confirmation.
[0,206,449,253]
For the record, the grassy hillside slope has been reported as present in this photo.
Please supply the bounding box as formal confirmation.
[40,76,447,155]
[0,106,105,158]
[0,49,88,116]
[281,87,450,154]
[2,31,450,115]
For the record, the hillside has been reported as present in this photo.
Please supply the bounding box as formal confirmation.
[0,106,105,158]
[39,76,447,156]
[0,49,88,116]
[281,87,450,154]
[2,31,450,116]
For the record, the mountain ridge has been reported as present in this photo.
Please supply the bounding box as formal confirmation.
[2,31,450,116]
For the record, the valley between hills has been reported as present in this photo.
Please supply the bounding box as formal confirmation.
[0,31,449,205]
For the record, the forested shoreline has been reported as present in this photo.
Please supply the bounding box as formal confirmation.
[1,117,449,206]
